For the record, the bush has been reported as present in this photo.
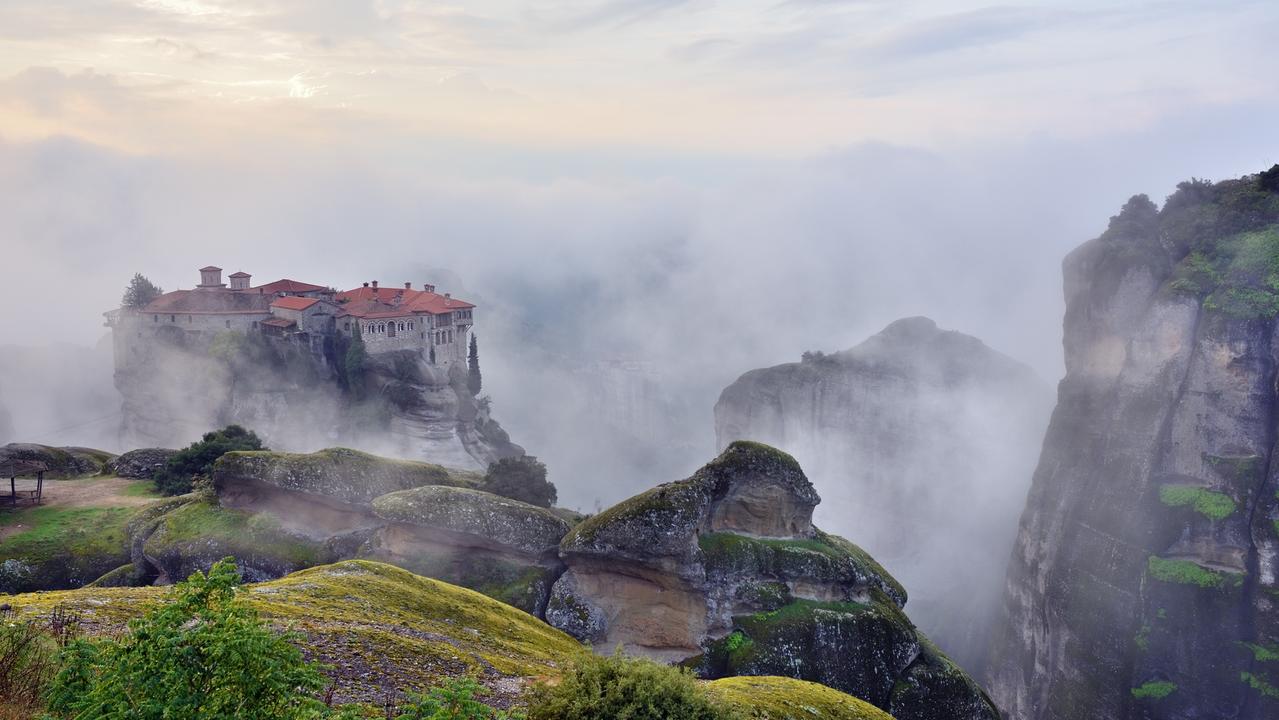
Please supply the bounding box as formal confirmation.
[155,425,266,495]
[44,558,329,720]
[0,613,59,717]
[482,456,556,509]
[395,677,522,719]
[524,652,737,720]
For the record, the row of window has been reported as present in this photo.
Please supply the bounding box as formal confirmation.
[360,320,416,335]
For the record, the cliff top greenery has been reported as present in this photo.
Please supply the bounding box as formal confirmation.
[1103,165,1279,318]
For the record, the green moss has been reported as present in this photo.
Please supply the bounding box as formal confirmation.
[1241,672,1279,699]
[0,505,134,591]
[1159,485,1237,521]
[706,676,893,720]
[1131,681,1177,700]
[147,500,326,569]
[1195,227,1279,318]
[6,560,586,695]
[1147,555,1239,588]
[1243,643,1279,663]
[121,480,162,498]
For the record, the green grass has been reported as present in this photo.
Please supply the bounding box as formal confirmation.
[1146,555,1237,589]
[0,505,134,591]
[121,480,162,498]
[147,501,326,569]
[1131,681,1177,700]
[1159,485,1237,521]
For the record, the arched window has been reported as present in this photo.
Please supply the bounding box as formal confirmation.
[380,323,386,334]
[399,322,405,332]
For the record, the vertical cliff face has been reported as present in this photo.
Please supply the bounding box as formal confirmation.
[714,317,1052,669]
[988,172,1279,719]
[115,332,519,470]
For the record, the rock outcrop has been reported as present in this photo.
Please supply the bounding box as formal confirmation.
[113,328,519,471]
[714,317,1052,668]
[546,441,998,720]
[988,172,1279,719]
[0,443,115,477]
[107,447,176,479]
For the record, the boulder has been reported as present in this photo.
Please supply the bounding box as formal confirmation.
[546,440,997,720]
[107,448,176,479]
[0,443,114,478]
[370,486,570,615]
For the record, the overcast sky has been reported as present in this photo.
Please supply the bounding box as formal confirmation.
[3,1,1279,460]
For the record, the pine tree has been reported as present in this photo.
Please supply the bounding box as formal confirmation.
[467,334,482,396]
[122,273,162,308]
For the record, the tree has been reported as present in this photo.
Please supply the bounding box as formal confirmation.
[481,456,556,508]
[344,325,367,398]
[155,424,266,496]
[122,273,163,309]
[467,334,482,396]
[44,558,329,720]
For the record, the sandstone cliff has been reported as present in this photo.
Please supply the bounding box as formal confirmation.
[714,317,1051,668]
[546,441,999,720]
[988,171,1279,719]
[114,329,518,470]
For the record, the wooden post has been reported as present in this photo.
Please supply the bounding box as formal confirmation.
[36,471,43,504]
[9,474,13,507]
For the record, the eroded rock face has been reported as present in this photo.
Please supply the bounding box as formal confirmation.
[987,177,1279,720]
[113,332,520,472]
[714,317,1051,669]
[548,441,998,720]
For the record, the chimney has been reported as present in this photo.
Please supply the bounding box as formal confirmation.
[424,283,435,293]
[372,280,379,295]
[444,293,451,301]
[229,271,251,290]
[363,282,369,288]
[404,282,412,290]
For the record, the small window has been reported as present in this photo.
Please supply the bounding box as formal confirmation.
[170,314,176,322]
[225,320,231,329]
[187,315,192,323]
[153,315,158,323]
[344,322,350,331]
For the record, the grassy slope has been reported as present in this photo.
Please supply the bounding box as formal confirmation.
[6,560,586,706]
[707,676,895,720]
[0,505,133,591]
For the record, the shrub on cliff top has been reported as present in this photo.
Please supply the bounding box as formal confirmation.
[155,425,266,495]
[524,652,737,720]
[44,557,329,720]
[482,456,557,509]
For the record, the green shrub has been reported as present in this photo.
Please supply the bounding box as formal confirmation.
[0,614,59,716]
[482,456,557,509]
[524,652,737,720]
[395,677,522,719]
[43,558,329,720]
[155,425,266,495]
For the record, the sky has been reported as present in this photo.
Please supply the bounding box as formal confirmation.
[2,0,1279,500]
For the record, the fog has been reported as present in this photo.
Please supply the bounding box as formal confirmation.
[3,0,1279,679]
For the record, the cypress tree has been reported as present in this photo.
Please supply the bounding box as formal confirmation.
[468,334,482,396]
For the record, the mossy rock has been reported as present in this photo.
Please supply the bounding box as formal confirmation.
[212,447,476,507]
[889,638,1000,720]
[88,562,149,588]
[373,485,570,557]
[700,530,906,607]
[0,504,133,592]
[0,443,114,478]
[700,595,919,708]
[562,441,820,568]
[5,560,586,707]
[706,676,895,720]
[141,499,331,583]
[376,544,560,617]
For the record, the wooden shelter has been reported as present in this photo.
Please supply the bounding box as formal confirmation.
[1,460,47,507]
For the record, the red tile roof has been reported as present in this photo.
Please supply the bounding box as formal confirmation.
[142,289,273,315]
[335,286,474,319]
[261,317,296,328]
[250,279,328,295]
[271,296,321,311]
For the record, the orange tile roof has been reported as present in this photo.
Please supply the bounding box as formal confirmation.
[250,279,328,295]
[261,317,296,328]
[271,296,321,311]
[142,289,273,315]
[335,286,474,319]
